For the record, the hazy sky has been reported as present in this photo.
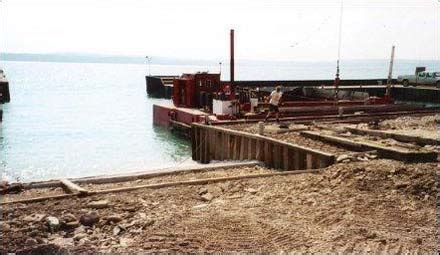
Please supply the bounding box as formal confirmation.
[0,0,439,61]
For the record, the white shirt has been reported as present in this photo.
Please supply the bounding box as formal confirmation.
[269,91,282,106]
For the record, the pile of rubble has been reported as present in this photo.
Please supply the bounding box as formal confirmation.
[376,114,440,131]
[336,151,378,163]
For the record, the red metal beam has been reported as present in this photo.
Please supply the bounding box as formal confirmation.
[230,29,235,85]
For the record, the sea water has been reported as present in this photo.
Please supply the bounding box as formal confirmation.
[0,59,438,182]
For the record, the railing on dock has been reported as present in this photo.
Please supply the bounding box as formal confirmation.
[191,123,335,170]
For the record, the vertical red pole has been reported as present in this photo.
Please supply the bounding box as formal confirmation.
[230,29,235,85]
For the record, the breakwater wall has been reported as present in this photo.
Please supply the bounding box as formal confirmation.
[191,123,335,170]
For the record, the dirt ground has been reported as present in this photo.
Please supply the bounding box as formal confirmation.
[1,160,438,254]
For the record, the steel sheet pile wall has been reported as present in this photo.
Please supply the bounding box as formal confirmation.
[191,123,335,170]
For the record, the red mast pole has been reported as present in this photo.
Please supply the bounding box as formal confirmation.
[230,29,235,87]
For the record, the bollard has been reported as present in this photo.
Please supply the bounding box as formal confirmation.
[338,107,344,118]
[258,121,265,135]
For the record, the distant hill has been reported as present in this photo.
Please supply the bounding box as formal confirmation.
[0,53,217,66]
[1,53,438,71]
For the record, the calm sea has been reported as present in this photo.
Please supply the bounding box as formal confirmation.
[1,59,438,182]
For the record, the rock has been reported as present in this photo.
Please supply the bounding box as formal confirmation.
[25,238,38,246]
[192,204,209,210]
[73,233,87,241]
[138,213,147,219]
[51,237,74,247]
[337,154,352,163]
[219,182,231,192]
[74,226,86,235]
[395,181,410,189]
[1,222,11,232]
[80,212,100,226]
[113,226,122,236]
[63,221,80,229]
[245,188,258,194]
[78,238,90,246]
[105,215,123,223]
[61,213,77,223]
[35,237,46,244]
[24,214,46,222]
[87,200,109,209]
[46,216,60,232]
[365,153,378,159]
[200,193,214,202]
[198,187,208,195]
[365,232,377,239]
[119,237,131,248]
[340,131,352,137]
[357,156,369,162]
[144,219,155,227]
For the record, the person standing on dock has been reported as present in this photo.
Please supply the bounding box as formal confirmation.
[264,86,283,123]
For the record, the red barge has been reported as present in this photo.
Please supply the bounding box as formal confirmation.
[150,30,438,134]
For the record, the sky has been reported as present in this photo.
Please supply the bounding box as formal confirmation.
[0,0,439,61]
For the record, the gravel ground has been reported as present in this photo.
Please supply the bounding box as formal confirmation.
[1,160,438,254]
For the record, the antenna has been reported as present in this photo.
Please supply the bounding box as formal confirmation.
[145,56,151,76]
[386,45,395,96]
[334,0,344,102]
[0,0,3,64]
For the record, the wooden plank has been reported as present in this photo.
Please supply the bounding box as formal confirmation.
[319,156,333,168]
[240,137,247,160]
[209,129,216,160]
[302,130,437,162]
[273,145,280,169]
[229,135,234,160]
[248,139,253,160]
[60,179,88,195]
[283,146,289,171]
[224,133,230,160]
[2,168,322,205]
[264,141,270,167]
[193,126,198,160]
[200,129,206,163]
[24,161,264,189]
[234,136,240,160]
[311,154,318,169]
[268,143,274,168]
[346,126,439,146]
[204,129,210,163]
[199,129,204,163]
[256,139,262,161]
[306,153,313,169]
[298,150,306,170]
[301,131,364,151]
[293,149,300,170]
[218,132,224,161]
[191,126,196,160]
